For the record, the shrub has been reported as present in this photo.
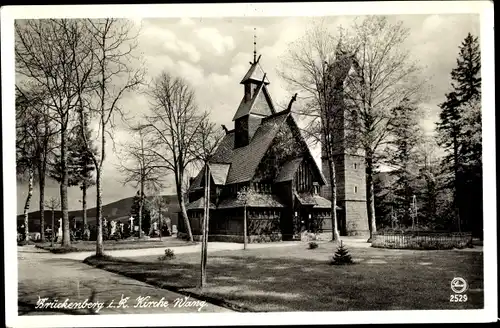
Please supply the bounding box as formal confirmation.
[83,228,91,241]
[17,240,36,246]
[308,241,319,249]
[122,227,131,239]
[48,246,79,254]
[161,226,172,237]
[111,231,122,241]
[102,224,109,241]
[301,232,317,242]
[158,248,175,261]
[331,241,354,265]
[89,226,98,241]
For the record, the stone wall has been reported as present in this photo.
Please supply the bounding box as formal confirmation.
[321,152,368,236]
[344,201,369,236]
[342,154,367,202]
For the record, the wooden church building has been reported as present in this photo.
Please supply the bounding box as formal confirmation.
[178,51,369,242]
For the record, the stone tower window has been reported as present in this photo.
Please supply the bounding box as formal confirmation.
[353,163,358,169]
[354,186,358,193]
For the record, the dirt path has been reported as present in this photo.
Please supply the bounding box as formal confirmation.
[54,240,301,261]
[17,246,231,315]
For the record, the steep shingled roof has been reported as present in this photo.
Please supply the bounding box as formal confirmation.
[188,167,204,191]
[232,82,275,121]
[218,193,285,209]
[294,193,341,210]
[240,62,270,85]
[187,163,231,192]
[313,195,341,210]
[186,197,216,210]
[210,110,290,184]
[275,157,303,183]
[295,192,317,206]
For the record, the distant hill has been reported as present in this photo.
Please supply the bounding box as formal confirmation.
[17,195,180,232]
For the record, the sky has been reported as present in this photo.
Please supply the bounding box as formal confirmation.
[15,13,480,214]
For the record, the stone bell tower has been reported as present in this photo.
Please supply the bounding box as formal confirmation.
[320,50,369,236]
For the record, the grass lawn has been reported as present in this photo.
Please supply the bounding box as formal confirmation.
[84,242,483,312]
[36,236,196,253]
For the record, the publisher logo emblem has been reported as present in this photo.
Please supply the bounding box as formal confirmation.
[450,277,468,294]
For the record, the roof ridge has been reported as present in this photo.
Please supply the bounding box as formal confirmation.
[261,85,276,114]
[261,108,290,122]
[247,79,266,111]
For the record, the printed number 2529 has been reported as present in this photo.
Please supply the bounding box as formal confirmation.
[450,294,468,302]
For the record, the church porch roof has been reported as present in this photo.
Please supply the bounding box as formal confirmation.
[186,197,216,210]
[275,157,303,182]
[217,193,285,209]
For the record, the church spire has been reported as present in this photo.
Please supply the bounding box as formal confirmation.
[253,28,257,64]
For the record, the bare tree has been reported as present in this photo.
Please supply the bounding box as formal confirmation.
[117,125,165,238]
[189,118,225,288]
[17,85,58,242]
[16,88,38,241]
[237,186,257,250]
[45,197,60,247]
[280,17,426,241]
[342,16,427,241]
[75,19,145,255]
[279,24,357,241]
[144,71,210,242]
[15,19,95,246]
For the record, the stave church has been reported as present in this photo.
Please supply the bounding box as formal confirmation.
[177,49,369,242]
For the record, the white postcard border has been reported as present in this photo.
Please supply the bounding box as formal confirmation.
[2,2,496,326]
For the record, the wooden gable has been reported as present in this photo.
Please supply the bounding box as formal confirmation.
[253,114,326,185]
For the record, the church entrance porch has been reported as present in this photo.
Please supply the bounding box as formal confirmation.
[298,207,314,233]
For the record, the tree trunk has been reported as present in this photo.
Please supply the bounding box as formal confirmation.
[51,209,55,247]
[23,168,34,241]
[158,208,162,241]
[203,167,210,265]
[365,151,377,242]
[82,180,88,229]
[327,157,340,241]
[243,204,248,249]
[139,179,144,239]
[453,134,461,231]
[139,135,145,238]
[38,165,46,241]
[60,126,71,247]
[95,167,104,256]
[178,191,193,242]
[200,163,209,288]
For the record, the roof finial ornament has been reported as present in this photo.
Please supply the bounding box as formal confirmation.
[253,27,257,64]
[286,93,298,112]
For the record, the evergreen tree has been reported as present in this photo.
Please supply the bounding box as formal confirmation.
[437,33,481,234]
[48,127,82,188]
[49,113,97,230]
[450,33,481,104]
[387,100,424,227]
[331,240,353,265]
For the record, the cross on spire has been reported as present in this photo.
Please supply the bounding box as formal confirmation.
[253,28,257,64]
